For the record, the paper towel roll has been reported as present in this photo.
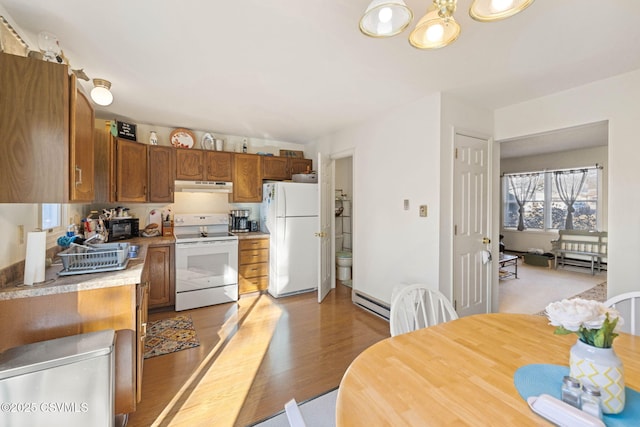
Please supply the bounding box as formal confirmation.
[24,231,46,286]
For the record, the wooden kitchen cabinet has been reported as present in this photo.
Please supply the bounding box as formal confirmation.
[238,238,269,294]
[262,156,313,180]
[0,285,139,414]
[147,244,175,309]
[262,156,290,180]
[136,281,149,404]
[114,138,148,202]
[176,149,205,180]
[232,153,263,202]
[176,149,233,181]
[69,74,95,201]
[0,52,96,203]
[205,151,233,181]
[148,145,175,202]
[290,158,313,175]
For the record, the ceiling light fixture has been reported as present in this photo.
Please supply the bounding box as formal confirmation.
[359,0,413,37]
[359,0,535,49]
[90,79,113,106]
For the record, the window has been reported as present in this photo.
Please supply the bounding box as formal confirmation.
[40,204,62,231]
[503,168,600,231]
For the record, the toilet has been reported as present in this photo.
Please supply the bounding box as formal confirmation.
[336,251,352,281]
[335,234,352,281]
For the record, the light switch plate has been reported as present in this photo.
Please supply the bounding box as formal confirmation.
[419,205,428,217]
[404,199,409,210]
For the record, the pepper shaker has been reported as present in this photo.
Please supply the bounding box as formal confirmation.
[561,376,582,408]
[581,384,603,419]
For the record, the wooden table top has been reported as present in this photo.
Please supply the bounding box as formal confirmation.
[336,313,640,426]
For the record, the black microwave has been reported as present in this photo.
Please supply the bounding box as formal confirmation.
[105,217,139,241]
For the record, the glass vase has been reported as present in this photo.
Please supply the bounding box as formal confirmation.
[569,339,625,414]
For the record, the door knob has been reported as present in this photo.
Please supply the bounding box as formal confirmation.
[315,232,326,238]
[482,237,491,244]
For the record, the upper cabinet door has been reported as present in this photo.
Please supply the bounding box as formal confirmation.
[290,158,313,176]
[69,74,95,202]
[148,145,175,203]
[176,149,205,180]
[205,151,232,181]
[262,156,289,180]
[0,53,69,202]
[232,153,262,203]
[116,139,147,202]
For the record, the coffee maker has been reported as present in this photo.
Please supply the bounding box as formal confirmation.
[230,209,250,232]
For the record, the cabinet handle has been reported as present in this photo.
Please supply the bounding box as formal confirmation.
[141,322,147,340]
[75,165,82,186]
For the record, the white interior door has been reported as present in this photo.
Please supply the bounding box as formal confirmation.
[318,152,332,302]
[453,132,491,317]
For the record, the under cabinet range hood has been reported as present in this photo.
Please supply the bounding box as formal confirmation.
[174,180,233,193]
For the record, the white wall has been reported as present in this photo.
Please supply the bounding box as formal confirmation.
[495,69,640,296]
[312,93,493,305]
[0,204,87,269]
[312,94,442,303]
[501,145,608,253]
[439,94,494,303]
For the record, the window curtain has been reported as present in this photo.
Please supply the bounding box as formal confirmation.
[508,174,541,231]
[554,169,587,230]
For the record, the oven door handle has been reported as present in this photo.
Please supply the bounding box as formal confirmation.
[176,241,237,249]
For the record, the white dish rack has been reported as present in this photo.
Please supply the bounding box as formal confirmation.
[57,242,131,276]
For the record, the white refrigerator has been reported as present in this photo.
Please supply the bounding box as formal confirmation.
[261,182,319,298]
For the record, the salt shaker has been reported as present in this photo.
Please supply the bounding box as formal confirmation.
[581,384,603,419]
[561,376,582,408]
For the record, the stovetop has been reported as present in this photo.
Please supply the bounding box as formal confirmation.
[173,213,237,243]
[174,231,237,243]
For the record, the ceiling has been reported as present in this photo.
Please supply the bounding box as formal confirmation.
[2,1,639,147]
[499,121,609,159]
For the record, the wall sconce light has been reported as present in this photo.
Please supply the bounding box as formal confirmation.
[91,79,113,106]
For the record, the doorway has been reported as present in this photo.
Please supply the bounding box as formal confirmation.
[332,153,354,291]
[497,121,609,311]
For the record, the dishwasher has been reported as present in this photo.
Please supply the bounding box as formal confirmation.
[0,329,115,427]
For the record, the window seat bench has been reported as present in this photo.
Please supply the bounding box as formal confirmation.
[551,230,607,275]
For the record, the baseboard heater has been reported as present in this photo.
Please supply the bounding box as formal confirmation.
[353,291,390,321]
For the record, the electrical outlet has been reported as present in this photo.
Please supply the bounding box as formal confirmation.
[404,199,410,210]
[419,205,428,217]
[18,225,24,244]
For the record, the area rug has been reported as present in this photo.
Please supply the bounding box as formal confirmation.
[535,281,607,316]
[144,314,200,359]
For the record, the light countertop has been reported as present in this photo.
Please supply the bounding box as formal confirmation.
[0,236,174,301]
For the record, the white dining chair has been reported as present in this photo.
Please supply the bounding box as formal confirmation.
[284,398,307,427]
[605,291,640,336]
[389,284,458,337]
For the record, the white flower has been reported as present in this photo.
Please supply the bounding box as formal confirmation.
[545,298,621,331]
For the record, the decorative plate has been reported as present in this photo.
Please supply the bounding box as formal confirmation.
[170,128,196,149]
[201,133,215,150]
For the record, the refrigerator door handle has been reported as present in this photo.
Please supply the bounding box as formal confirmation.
[282,186,287,216]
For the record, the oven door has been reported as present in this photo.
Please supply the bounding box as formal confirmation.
[175,240,238,292]
[175,239,239,311]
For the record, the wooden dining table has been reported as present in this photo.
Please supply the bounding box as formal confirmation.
[336,313,640,426]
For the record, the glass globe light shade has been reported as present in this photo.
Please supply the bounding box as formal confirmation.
[91,79,113,106]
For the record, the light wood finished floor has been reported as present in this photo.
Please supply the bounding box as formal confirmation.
[126,283,389,427]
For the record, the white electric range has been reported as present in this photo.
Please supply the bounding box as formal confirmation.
[173,213,239,311]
